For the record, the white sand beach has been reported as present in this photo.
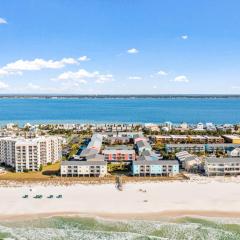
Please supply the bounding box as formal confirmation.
[1,180,240,220]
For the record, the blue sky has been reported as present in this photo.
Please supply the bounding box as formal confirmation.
[0,0,240,94]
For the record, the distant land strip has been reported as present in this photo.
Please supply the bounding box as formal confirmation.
[0,94,240,99]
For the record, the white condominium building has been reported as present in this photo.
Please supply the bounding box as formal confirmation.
[205,157,240,176]
[0,136,62,172]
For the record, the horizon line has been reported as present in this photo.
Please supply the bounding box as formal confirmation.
[0,94,240,98]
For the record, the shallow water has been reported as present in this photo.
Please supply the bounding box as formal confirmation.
[1,216,240,240]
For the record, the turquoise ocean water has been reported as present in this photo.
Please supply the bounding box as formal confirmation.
[1,216,240,240]
[0,98,240,125]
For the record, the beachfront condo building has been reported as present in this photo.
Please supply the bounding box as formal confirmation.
[61,132,107,177]
[60,160,107,177]
[204,157,240,176]
[132,160,179,176]
[0,136,62,172]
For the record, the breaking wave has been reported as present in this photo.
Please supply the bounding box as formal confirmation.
[1,216,240,240]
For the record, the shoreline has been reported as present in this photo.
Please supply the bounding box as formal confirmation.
[2,210,240,222]
[0,175,188,186]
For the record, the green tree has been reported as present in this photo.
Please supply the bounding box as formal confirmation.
[39,164,43,171]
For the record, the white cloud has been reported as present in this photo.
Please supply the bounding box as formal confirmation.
[181,35,188,40]
[0,69,8,76]
[26,83,41,90]
[0,81,9,90]
[56,69,92,81]
[0,18,7,24]
[0,57,78,77]
[78,56,90,61]
[127,48,139,54]
[128,76,142,80]
[61,58,78,64]
[150,70,168,78]
[95,74,113,84]
[54,69,113,84]
[173,75,190,83]
[153,85,157,89]
[231,86,240,90]
[6,58,77,70]
[157,70,168,76]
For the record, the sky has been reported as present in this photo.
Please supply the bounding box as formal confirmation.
[0,0,240,94]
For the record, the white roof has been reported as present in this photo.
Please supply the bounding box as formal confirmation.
[170,135,188,139]
[103,149,135,154]
[223,135,240,140]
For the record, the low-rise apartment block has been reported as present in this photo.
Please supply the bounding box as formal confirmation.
[61,160,107,177]
[205,136,224,144]
[156,135,188,144]
[154,135,172,144]
[155,135,224,144]
[165,143,240,154]
[189,135,207,144]
[176,151,201,171]
[102,146,136,161]
[103,136,130,145]
[132,160,179,176]
[205,144,240,153]
[222,135,240,144]
[228,148,240,157]
[61,133,107,177]
[165,144,205,153]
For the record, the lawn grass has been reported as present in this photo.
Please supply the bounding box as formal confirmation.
[0,162,61,181]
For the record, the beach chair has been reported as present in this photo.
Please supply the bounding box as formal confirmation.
[47,195,54,199]
[34,194,42,199]
[56,194,62,199]
[22,195,28,198]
